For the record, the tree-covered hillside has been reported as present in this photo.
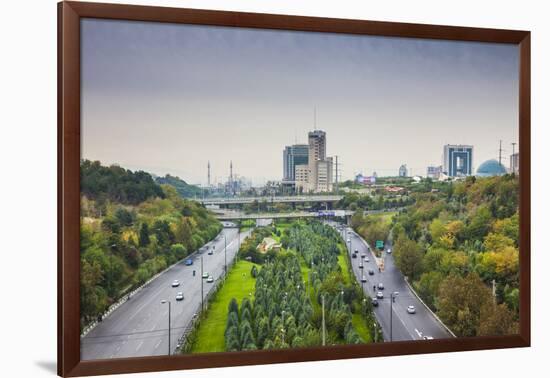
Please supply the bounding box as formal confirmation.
[81,160,165,205]
[80,161,221,327]
[390,174,519,336]
[155,174,202,198]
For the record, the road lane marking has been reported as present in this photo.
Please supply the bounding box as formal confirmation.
[136,341,144,351]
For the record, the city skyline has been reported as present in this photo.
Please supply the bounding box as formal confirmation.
[81,18,519,186]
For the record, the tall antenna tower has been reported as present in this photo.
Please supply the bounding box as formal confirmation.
[511,142,517,173]
[207,161,211,187]
[498,140,503,166]
[230,160,233,183]
[335,155,339,194]
[314,106,317,130]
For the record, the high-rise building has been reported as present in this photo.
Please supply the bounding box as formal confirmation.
[295,164,310,193]
[510,152,519,174]
[308,130,327,190]
[398,164,408,177]
[316,157,333,192]
[283,144,309,181]
[443,144,473,177]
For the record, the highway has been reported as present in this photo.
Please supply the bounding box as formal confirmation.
[81,223,255,360]
[336,224,452,342]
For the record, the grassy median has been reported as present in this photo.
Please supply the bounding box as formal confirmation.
[191,260,259,353]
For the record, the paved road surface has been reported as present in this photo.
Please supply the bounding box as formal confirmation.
[336,224,452,342]
[81,226,249,360]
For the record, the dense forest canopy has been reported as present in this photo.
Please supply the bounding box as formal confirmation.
[387,174,520,336]
[81,159,165,205]
[223,222,376,351]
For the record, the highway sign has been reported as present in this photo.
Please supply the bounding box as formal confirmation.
[376,240,384,249]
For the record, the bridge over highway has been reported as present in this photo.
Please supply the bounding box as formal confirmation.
[195,195,343,206]
[215,210,355,221]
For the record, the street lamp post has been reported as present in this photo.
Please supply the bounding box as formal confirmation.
[109,244,116,297]
[321,294,326,346]
[281,310,286,345]
[224,233,227,277]
[161,300,171,355]
[200,256,204,312]
[390,291,399,342]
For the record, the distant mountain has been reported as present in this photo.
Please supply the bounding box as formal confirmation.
[155,174,202,198]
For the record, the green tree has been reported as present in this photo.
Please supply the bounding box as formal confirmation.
[138,223,150,247]
[393,236,424,280]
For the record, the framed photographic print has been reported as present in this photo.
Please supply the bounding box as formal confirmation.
[58,1,530,376]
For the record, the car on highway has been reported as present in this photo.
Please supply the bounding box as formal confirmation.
[376,291,384,299]
[175,292,184,301]
[423,336,434,340]
[371,298,379,307]
[360,253,366,258]
[359,263,364,269]
[347,238,351,243]
[354,249,359,253]
[206,276,214,283]
[368,269,375,275]
[387,248,392,254]
[208,249,214,255]
[171,280,180,287]
[202,272,209,279]
[352,253,357,258]
[407,305,416,314]
[361,276,367,282]
[378,283,384,290]
[364,257,370,262]
[184,259,193,266]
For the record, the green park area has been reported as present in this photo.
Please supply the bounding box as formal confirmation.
[190,260,259,353]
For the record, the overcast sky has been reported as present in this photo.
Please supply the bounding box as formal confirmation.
[81,18,519,185]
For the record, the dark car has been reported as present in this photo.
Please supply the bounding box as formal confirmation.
[372,298,379,307]
[359,263,364,269]
[361,276,367,283]
[184,259,193,266]
[207,249,214,255]
[352,253,357,258]
[368,269,375,275]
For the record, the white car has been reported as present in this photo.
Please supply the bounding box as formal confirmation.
[171,280,180,287]
[364,257,370,262]
[387,248,392,254]
[175,292,184,301]
[202,272,209,279]
[378,283,384,290]
[347,238,351,243]
[376,291,384,299]
[423,336,434,340]
[407,305,416,314]
[206,276,214,283]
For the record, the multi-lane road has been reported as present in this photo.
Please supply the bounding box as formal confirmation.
[338,225,452,342]
[81,222,263,360]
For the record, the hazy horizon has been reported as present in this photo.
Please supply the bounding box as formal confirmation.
[81,18,519,186]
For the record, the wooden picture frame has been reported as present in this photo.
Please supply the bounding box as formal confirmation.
[58,1,530,376]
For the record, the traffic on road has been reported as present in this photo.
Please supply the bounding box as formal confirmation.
[332,222,452,342]
[81,223,251,360]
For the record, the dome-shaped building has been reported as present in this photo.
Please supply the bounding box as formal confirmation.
[476,159,507,177]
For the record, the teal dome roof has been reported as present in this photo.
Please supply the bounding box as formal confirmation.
[476,159,507,177]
